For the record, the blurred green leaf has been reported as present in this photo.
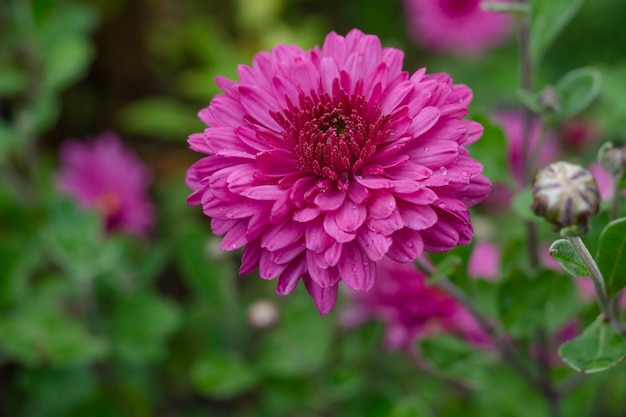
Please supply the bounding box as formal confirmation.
[559,316,626,373]
[43,36,94,91]
[596,218,626,298]
[530,0,586,68]
[419,335,494,386]
[498,268,579,336]
[511,188,535,221]
[549,238,590,277]
[17,366,95,417]
[516,89,543,114]
[554,66,602,119]
[389,395,434,417]
[427,255,462,285]
[109,293,181,364]
[256,289,333,377]
[467,113,510,186]
[0,282,108,366]
[191,350,259,399]
[117,98,204,141]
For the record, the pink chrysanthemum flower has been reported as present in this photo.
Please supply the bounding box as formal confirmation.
[186,29,490,315]
[57,132,154,237]
[342,258,490,350]
[404,0,511,55]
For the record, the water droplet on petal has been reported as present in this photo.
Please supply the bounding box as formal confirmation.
[439,166,448,175]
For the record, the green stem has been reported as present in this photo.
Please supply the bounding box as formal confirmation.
[567,236,626,339]
[610,171,622,220]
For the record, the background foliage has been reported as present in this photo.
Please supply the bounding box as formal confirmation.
[2,0,626,416]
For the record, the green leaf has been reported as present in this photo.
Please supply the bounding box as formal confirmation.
[419,335,495,385]
[596,218,626,298]
[256,288,333,377]
[426,255,462,285]
[0,282,107,366]
[516,89,543,114]
[117,97,204,141]
[467,112,510,185]
[498,268,579,337]
[109,293,181,364]
[191,351,258,399]
[559,317,626,373]
[549,239,590,277]
[511,188,536,221]
[555,67,602,119]
[530,0,586,68]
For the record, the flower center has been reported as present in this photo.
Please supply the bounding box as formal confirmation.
[275,91,390,186]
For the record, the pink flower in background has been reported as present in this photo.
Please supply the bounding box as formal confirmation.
[57,132,154,237]
[186,29,490,315]
[342,258,490,350]
[468,240,501,280]
[403,0,511,55]
[493,111,560,188]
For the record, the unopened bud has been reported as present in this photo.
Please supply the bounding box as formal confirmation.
[531,161,600,235]
[597,142,626,175]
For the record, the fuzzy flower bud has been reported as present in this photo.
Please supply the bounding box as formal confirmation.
[531,161,600,235]
[597,142,626,176]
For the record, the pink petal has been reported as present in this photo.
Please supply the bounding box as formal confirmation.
[338,244,376,291]
[303,276,338,316]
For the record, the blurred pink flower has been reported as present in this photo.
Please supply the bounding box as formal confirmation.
[589,162,618,201]
[403,0,511,55]
[493,111,560,188]
[57,132,154,237]
[342,258,490,350]
[186,29,491,315]
[468,240,501,280]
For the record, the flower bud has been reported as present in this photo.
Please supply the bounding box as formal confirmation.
[597,142,626,175]
[531,161,600,235]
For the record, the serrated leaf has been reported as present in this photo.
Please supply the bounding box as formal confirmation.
[596,218,626,298]
[530,0,586,68]
[549,239,590,277]
[558,317,626,373]
[555,67,602,119]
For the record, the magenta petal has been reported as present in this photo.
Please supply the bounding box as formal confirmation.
[357,228,393,262]
[238,86,282,131]
[368,191,396,219]
[261,221,305,251]
[323,212,357,243]
[220,220,250,251]
[240,241,263,275]
[303,275,338,316]
[314,188,346,211]
[324,241,343,267]
[305,219,334,251]
[338,244,375,291]
[387,228,424,262]
[334,199,367,232]
[276,256,307,295]
[306,251,340,287]
[399,203,438,231]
